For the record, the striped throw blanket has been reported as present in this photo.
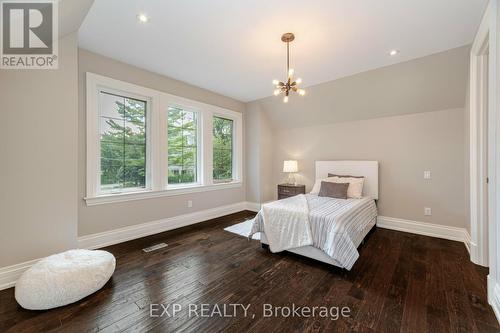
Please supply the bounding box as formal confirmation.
[250,194,378,270]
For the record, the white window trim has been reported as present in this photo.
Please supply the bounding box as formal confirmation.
[86,73,161,197]
[85,72,243,206]
[85,182,242,206]
[212,113,241,183]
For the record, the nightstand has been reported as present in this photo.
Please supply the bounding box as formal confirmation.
[277,184,306,200]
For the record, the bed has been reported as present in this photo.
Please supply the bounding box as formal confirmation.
[250,161,379,270]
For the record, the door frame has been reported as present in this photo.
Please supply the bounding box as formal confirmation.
[469,0,498,310]
[470,6,492,267]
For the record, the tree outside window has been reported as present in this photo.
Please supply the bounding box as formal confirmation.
[168,107,198,184]
[213,116,233,182]
[99,92,146,192]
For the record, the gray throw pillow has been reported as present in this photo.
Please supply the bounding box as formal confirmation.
[318,181,349,199]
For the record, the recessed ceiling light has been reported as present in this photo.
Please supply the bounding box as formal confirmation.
[137,13,149,23]
[389,49,399,56]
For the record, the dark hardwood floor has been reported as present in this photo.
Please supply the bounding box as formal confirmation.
[0,211,499,332]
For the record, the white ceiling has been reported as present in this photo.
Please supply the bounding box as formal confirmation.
[79,0,487,102]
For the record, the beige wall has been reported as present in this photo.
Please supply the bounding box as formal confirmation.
[245,103,262,203]
[267,109,466,228]
[245,103,274,203]
[78,49,246,236]
[246,46,470,228]
[0,33,79,267]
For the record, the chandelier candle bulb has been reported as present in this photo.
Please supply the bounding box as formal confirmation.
[271,33,305,103]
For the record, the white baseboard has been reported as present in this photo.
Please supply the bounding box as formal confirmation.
[0,201,251,291]
[245,201,261,212]
[376,216,471,250]
[0,258,39,291]
[463,229,472,254]
[490,280,500,325]
[78,201,248,249]
[488,275,495,304]
[469,241,490,266]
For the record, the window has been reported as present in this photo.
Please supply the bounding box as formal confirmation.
[167,107,198,184]
[213,116,233,182]
[99,92,147,193]
[86,73,243,205]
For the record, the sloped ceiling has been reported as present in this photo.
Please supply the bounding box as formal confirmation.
[79,0,486,102]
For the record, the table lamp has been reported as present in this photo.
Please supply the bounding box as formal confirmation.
[283,160,298,185]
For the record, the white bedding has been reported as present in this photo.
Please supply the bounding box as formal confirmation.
[260,194,312,252]
[250,194,378,270]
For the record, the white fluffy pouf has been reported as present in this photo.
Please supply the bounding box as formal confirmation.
[15,249,116,310]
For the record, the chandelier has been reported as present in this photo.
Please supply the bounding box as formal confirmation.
[272,33,305,103]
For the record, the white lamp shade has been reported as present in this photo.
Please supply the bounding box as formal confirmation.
[283,160,298,173]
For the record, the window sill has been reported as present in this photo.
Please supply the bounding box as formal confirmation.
[84,181,243,206]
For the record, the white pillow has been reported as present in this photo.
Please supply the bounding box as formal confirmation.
[310,176,364,198]
[310,179,323,194]
[330,176,364,198]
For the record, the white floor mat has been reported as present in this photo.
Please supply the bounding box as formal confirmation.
[224,219,260,240]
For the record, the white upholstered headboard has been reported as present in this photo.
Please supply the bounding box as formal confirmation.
[315,161,379,200]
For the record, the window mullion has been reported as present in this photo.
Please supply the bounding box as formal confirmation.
[156,94,168,190]
[197,112,203,185]
[204,110,214,185]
